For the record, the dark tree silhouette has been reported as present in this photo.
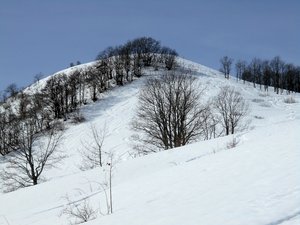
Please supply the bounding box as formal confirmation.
[220,56,233,79]
[133,71,210,153]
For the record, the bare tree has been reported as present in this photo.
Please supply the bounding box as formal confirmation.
[79,124,107,170]
[62,196,97,225]
[18,92,30,120]
[34,72,44,83]
[270,56,285,94]
[0,119,65,192]
[78,70,86,105]
[250,58,262,89]
[5,83,19,99]
[220,56,233,79]
[0,102,22,156]
[0,90,7,103]
[132,71,210,153]
[160,47,178,70]
[213,86,249,135]
[235,60,246,82]
[262,60,271,92]
[199,106,222,140]
[120,43,133,81]
[113,54,125,85]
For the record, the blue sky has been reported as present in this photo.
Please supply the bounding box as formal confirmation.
[0,0,299,92]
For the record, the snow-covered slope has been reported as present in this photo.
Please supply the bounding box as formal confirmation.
[0,59,299,225]
[24,62,96,95]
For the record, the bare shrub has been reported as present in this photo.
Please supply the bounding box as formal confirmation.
[52,120,65,131]
[259,92,269,97]
[62,197,97,225]
[226,137,240,149]
[252,98,264,103]
[283,96,297,104]
[254,115,264,119]
[71,110,86,124]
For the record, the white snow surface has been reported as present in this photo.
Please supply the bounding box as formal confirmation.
[24,62,96,95]
[0,59,299,225]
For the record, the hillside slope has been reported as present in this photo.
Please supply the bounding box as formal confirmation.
[0,59,299,225]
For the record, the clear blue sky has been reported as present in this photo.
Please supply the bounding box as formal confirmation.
[0,0,299,92]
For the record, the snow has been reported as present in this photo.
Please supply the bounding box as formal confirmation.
[23,62,96,95]
[0,59,300,225]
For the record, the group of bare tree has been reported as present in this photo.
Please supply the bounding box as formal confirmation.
[1,36,178,117]
[43,70,87,120]
[70,61,81,68]
[220,55,300,94]
[0,95,65,191]
[0,36,179,193]
[133,70,249,154]
[0,36,178,154]
[96,37,178,74]
[0,83,19,103]
[0,79,66,191]
[0,92,54,156]
[39,37,178,120]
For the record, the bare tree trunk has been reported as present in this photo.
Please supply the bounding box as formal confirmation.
[109,157,113,214]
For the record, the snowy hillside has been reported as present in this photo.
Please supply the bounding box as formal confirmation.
[0,59,299,225]
[24,62,97,95]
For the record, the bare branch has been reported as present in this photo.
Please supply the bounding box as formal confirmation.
[132,71,210,154]
[0,120,65,192]
[213,86,249,135]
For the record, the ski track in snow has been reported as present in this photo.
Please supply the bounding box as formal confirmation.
[265,210,300,225]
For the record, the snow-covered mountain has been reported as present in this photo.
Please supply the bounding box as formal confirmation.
[0,59,299,225]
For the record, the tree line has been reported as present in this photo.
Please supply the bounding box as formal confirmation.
[220,56,300,94]
[132,70,249,155]
[0,37,178,156]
